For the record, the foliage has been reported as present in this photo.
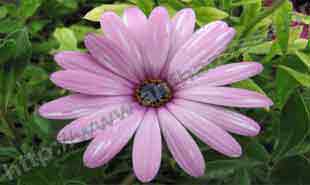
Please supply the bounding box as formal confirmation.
[0,0,309,184]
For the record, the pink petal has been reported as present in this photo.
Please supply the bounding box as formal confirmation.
[177,62,263,89]
[39,95,131,120]
[83,107,145,168]
[176,87,273,108]
[157,108,205,177]
[100,12,145,80]
[161,8,196,78]
[57,103,139,144]
[123,7,148,45]
[84,34,139,83]
[173,99,261,136]
[50,70,133,96]
[133,109,161,182]
[167,21,235,84]
[169,8,196,60]
[167,103,242,157]
[54,51,133,88]
[54,51,105,74]
[144,7,171,77]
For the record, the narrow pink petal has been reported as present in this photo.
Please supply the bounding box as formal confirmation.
[169,8,196,60]
[39,95,131,120]
[167,103,242,157]
[123,7,148,45]
[176,87,273,108]
[144,7,171,77]
[54,51,106,74]
[167,21,235,84]
[173,99,260,136]
[57,103,139,144]
[84,34,139,83]
[54,51,133,88]
[100,12,145,80]
[157,108,205,177]
[161,8,196,78]
[133,109,161,182]
[83,107,145,168]
[177,62,263,89]
[50,70,133,96]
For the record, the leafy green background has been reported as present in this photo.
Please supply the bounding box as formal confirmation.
[0,0,309,184]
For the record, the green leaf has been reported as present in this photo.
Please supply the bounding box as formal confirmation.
[204,159,261,179]
[278,65,310,87]
[273,0,292,54]
[195,6,229,25]
[0,18,23,34]
[0,39,17,65]
[245,139,270,162]
[240,0,286,38]
[84,4,132,22]
[29,20,49,35]
[271,156,310,185]
[275,66,299,109]
[0,147,19,158]
[233,169,251,185]
[285,137,310,157]
[131,0,154,15]
[32,114,53,139]
[0,6,8,19]
[17,0,42,20]
[53,27,79,52]
[274,92,310,159]
[70,25,98,42]
[231,0,262,7]
[295,51,310,68]
[0,28,32,111]
[241,0,261,21]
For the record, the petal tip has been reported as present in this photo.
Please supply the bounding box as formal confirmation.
[83,154,98,169]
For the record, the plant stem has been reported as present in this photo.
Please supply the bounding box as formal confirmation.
[240,0,286,38]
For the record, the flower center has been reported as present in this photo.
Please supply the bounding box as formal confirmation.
[135,79,173,108]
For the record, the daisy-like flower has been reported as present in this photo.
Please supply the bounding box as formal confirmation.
[39,7,273,182]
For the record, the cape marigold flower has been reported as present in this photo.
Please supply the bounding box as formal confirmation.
[39,7,273,182]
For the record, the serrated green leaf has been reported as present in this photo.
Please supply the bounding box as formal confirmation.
[84,4,132,22]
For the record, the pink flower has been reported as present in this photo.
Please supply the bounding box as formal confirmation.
[39,7,273,182]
